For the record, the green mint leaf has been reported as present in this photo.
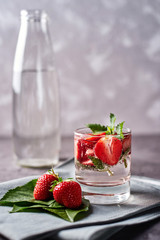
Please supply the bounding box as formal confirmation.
[0,179,37,206]
[49,201,65,208]
[31,199,56,206]
[10,204,49,213]
[10,200,65,213]
[88,156,104,169]
[110,113,116,133]
[43,207,71,221]
[11,198,89,222]
[86,124,107,133]
[64,199,90,222]
[116,121,125,139]
[44,199,89,222]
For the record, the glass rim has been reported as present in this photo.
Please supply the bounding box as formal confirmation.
[74,127,131,137]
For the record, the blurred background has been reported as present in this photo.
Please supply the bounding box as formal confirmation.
[0,0,160,137]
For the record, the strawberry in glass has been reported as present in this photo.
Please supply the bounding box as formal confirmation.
[74,113,131,204]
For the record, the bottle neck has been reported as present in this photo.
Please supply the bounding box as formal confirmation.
[20,9,48,22]
[20,10,49,36]
[13,10,54,72]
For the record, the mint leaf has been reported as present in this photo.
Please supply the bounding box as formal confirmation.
[86,124,107,133]
[65,199,90,222]
[87,157,114,176]
[44,207,71,221]
[0,179,37,206]
[110,113,116,133]
[10,204,49,213]
[10,200,65,213]
[88,156,104,169]
[87,113,125,137]
[10,199,89,222]
[44,199,89,222]
[0,179,90,222]
[116,121,125,139]
[31,199,56,206]
[49,200,65,208]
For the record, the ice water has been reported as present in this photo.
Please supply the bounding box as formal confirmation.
[13,70,60,167]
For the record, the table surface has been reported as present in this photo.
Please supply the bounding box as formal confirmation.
[0,134,159,240]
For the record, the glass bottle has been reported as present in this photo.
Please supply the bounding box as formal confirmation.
[12,10,60,167]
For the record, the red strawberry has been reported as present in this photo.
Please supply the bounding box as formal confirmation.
[75,133,107,166]
[85,132,106,142]
[85,148,94,157]
[81,159,94,166]
[122,134,131,153]
[75,139,81,161]
[81,148,94,166]
[94,136,122,165]
[81,139,95,148]
[34,172,58,200]
[53,181,82,209]
[74,139,86,162]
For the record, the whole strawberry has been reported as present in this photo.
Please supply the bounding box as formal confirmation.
[34,170,58,200]
[53,180,82,209]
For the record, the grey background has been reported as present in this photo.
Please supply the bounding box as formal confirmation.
[0,0,160,136]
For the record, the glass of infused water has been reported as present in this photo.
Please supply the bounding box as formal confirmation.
[74,113,131,204]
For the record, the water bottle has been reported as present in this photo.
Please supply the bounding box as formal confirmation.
[12,10,60,167]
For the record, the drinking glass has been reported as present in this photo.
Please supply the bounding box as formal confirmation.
[74,127,131,204]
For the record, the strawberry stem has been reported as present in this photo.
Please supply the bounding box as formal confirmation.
[106,167,113,176]
[48,169,59,179]
[123,159,128,168]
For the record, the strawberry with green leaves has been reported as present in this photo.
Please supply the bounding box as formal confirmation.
[52,179,82,209]
[33,170,58,200]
